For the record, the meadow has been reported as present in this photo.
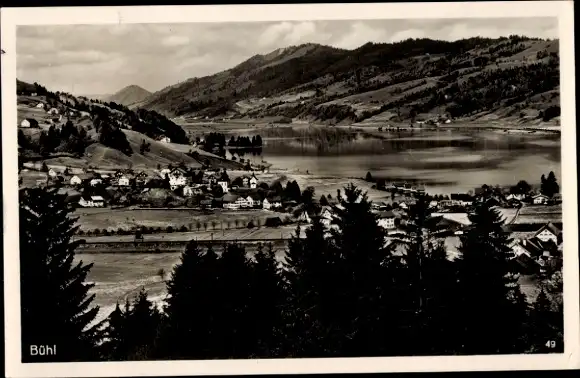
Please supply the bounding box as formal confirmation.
[72,207,292,232]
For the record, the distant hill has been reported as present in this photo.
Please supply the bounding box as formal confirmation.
[106,85,152,106]
[138,36,560,125]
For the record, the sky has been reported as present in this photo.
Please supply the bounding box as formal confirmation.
[16,17,558,96]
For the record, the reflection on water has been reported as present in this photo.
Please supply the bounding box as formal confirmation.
[241,130,561,195]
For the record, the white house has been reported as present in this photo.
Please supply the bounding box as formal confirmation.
[70,175,82,186]
[48,168,58,178]
[319,206,334,226]
[35,103,45,109]
[182,186,194,197]
[263,196,282,210]
[222,194,240,210]
[47,107,59,115]
[398,202,408,210]
[160,168,171,178]
[159,136,171,143]
[534,222,562,244]
[245,194,261,208]
[118,175,131,186]
[249,173,258,189]
[377,211,397,229]
[510,239,532,258]
[506,193,526,201]
[92,196,105,207]
[90,178,103,187]
[263,198,273,210]
[532,194,549,205]
[78,195,105,208]
[428,200,439,208]
[20,118,38,128]
[217,172,230,193]
[168,169,187,188]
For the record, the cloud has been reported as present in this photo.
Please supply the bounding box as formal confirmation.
[334,22,389,49]
[16,18,558,95]
[162,35,190,47]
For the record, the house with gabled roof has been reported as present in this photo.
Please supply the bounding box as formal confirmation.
[532,193,550,205]
[319,205,334,226]
[217,171,231,193]
[263,196,282,210]
[377,210,397,229]
[168,168,187,189]
[70,175,83,186]
[222,193,240,210]
[249,173,258,189]
[246,193,262,208]
[533,222,562,245]
[135,171,152,187]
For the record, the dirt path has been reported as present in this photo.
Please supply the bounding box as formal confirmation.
[508,204,524,225]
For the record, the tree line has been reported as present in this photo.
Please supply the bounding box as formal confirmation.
[19,184,563,362]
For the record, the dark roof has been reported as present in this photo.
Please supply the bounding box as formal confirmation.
[218,172,230,182]
[247,193,262,200]
[450,193,473,201]
[378,210,396,219]
[24,118,39,125]
[222,193,239,202]
[267,196,282,202]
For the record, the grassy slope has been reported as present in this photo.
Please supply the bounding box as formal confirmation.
[17,87,241,170]
[138,38,560,126]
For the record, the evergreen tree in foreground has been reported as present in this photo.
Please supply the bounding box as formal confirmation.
[19,187,102,362]
[328,184,396,356]
[456,202,528,354]
[162,240,214,359]
[283,220,336,357]
[101,288,163,360]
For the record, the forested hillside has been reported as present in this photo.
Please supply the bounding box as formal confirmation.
[139,36,560,125]
[16,81,231,170]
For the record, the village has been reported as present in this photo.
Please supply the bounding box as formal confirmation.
[19,159,563,279]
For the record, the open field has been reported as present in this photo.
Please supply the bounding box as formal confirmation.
[73,207,292,231]
[513,204,562,224]
[78,225,303,243]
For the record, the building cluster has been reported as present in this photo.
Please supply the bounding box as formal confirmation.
[510,222,563,276]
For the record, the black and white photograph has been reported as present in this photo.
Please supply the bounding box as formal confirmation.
[3,1,579,376]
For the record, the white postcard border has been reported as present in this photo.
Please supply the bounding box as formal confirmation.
[2,2,578,377]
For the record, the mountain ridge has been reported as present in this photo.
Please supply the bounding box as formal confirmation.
[138,36,560,126]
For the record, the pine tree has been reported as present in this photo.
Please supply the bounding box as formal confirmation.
[527,289,561,352]
[328,184,394,356]
[541,171,560,197]
[249,243,285,357]
[124,288,163,360]
[162,240,212,358]
[455,202,528,354]
[101,302,129,360]
[19,187,102,362]
[282,221,335,357]
[212,243,253,358]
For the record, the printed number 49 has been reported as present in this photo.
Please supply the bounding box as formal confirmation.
[546,340,556,348]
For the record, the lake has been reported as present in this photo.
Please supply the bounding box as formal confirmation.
[229,129,561,195]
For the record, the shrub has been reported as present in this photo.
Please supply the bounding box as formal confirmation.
[247,221,255,229]
[166,226,174,233]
